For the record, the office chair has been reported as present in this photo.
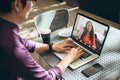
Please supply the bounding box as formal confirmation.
[34,9,69,37]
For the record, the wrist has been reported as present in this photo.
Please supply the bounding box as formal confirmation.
[52,44,57,52]
[64,55,73,64]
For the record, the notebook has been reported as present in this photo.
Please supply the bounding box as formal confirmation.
[54,12,110,69]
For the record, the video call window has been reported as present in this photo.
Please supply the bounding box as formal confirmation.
[72,15,108,52]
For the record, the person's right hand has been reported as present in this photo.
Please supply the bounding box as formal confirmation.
[56,47,83,73]
[65,47,83,63]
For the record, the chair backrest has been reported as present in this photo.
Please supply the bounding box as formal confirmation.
[34,9,69,36]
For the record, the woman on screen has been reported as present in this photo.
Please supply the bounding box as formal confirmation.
[79,21,97,50]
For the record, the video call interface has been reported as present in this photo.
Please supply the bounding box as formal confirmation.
[72,14,109,53]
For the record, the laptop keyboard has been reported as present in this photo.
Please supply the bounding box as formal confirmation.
[72,42,92,60]
[79,51,92,60]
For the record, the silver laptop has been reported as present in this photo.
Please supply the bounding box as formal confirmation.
[54,12,110,69]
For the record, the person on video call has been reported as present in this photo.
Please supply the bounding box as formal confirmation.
[78,21,97,50]
[0,0,83,80]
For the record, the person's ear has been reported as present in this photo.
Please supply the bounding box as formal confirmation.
[12,0,22,13]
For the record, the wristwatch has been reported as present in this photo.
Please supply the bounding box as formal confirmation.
[48,43,53,52]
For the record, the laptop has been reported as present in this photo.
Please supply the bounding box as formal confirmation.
[54,12,110,69]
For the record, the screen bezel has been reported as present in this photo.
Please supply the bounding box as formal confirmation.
[71,12,110,55]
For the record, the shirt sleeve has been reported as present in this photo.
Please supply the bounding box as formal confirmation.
[20,38,37,52]
[7,46,62,80]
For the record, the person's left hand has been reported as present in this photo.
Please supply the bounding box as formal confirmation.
[52,38,73,53]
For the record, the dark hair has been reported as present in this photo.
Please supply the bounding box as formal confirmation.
[0,0,26,14]
[81,21,94,43]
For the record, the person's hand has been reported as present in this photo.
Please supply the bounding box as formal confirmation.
[56,47,83,73]
[52,38,73,53]
[65,47,83,63]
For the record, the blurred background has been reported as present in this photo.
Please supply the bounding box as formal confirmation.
[18,0,119,40]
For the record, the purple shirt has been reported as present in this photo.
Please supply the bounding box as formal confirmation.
[0,18,62,80]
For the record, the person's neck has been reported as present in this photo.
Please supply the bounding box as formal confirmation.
[0,12,19,24]
[87,32,90,36]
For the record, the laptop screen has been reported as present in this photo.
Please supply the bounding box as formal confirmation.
[71,13,109,55]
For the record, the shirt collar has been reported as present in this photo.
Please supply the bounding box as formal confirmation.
[0,17,19,32]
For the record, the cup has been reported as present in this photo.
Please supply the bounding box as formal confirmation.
[40,29,51,44]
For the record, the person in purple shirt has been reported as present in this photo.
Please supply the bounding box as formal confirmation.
[0,0,83,80]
